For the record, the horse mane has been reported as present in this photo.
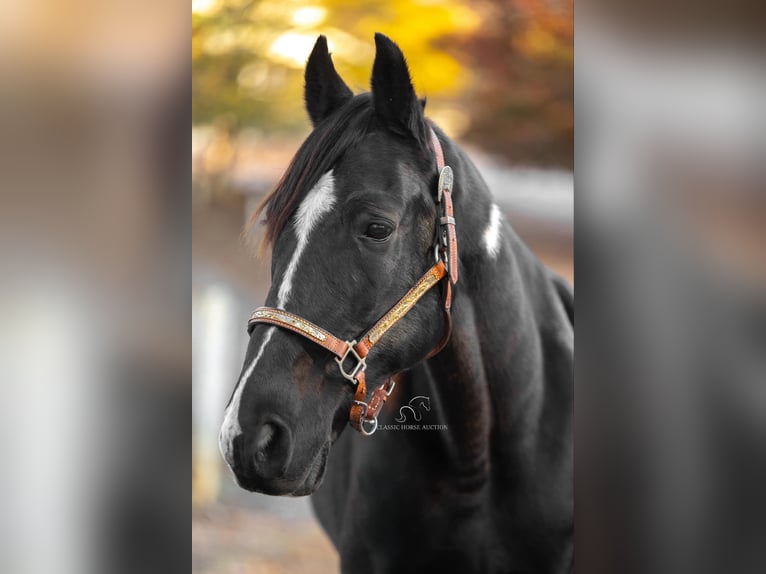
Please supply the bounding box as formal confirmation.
[250,94,377,249]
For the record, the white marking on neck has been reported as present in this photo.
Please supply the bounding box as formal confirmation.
[219,171,337,467]
[483,203,502,259]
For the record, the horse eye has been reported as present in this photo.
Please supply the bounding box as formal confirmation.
[364,222,393,241]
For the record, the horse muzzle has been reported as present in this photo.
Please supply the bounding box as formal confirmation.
[227,423,329,496]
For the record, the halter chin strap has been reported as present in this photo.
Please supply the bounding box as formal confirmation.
[247,127,458,436]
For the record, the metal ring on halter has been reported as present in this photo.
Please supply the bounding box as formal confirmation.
[360,417,378,436]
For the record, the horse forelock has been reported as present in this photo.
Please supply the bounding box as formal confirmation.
[252,94,437,252]
[251,95,375,249]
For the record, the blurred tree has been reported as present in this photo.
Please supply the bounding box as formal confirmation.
[443,0,573,168]
[192,0,573,168]
[193,0,477,133]
[192,0,305,130]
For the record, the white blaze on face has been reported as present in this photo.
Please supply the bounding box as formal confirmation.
[276,170,337,305]
[218,170,337,468]
[483,203,503,259]
[218,326,276,468]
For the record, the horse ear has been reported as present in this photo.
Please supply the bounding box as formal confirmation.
[371,33,428,145]
[304,35,353,126]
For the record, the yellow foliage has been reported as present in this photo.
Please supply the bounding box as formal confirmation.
[192,0,573,165]
[194,0,480,100]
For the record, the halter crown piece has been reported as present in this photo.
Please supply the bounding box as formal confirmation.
[247,127,459,436]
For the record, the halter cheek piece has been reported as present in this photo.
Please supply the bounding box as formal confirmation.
[247,127,458,436]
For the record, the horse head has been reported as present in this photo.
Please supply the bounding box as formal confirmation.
[219,34,450,496]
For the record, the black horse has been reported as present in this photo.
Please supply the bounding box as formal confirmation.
[220,34,573,573]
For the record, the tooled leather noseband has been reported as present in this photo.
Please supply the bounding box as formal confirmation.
[247,128,458,436]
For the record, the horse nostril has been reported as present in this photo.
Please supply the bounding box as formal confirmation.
[255,423,277,463]
[252,417,293,476]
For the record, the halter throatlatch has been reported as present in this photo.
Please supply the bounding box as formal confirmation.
[247,127,458,436]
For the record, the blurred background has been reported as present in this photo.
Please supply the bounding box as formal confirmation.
[576,4,766,574]
[191,0,572,572]
[3,0,759,573]
[0,2,189,574]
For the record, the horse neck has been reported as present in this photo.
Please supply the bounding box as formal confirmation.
[419,137,565,477]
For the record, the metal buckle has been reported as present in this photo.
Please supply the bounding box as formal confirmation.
[335,340,366,383]
[352,399,379,436]
[353,400,368,419]
[353,401,378,435]
[436,201,451,275]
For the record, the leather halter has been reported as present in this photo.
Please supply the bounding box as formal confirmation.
[247,127,458,436]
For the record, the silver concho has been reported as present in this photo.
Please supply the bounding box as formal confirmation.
[437,165,453,203]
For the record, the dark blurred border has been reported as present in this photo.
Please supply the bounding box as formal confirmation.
[2,2,765,573]
[576,3,766,573]
[0,3,190,573]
